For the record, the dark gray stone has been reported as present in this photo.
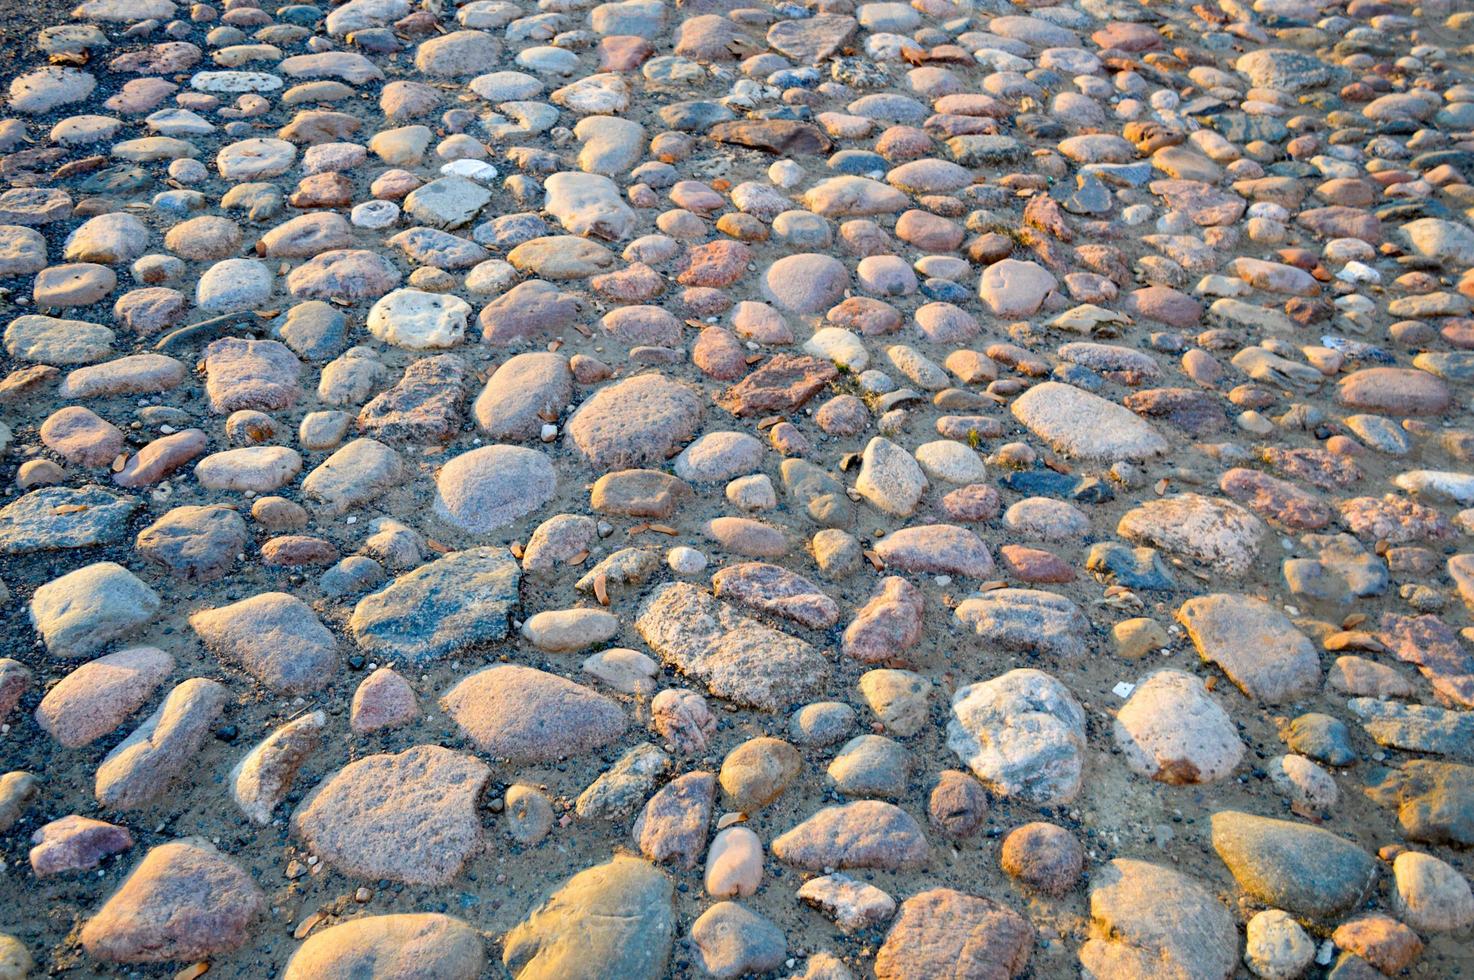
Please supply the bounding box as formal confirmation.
[350,547,520,663]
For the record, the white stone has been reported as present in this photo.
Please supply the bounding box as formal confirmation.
[1244,909,1315,980]
[667,546,707,574]
[191,71,283,92]
[913,440,986,484]
[1392,851,1474,933]
[433,444,556,533]
[1113,669,1243,784]
[947,668,1086,805]
[367,289,471,350]
[855,437,926,517]
[351,200,399,229]
[543,172,636,240]
[803,327,869,371]
[1012,381,1167,461]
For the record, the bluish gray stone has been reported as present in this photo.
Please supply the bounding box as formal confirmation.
[1282,713,1357,767]
[272,301,347,361]
[0,484,140,554]
[1349,699,1474,760]
[1086,542,1176,590]
[349,547,520,663]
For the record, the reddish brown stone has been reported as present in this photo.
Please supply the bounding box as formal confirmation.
[708,119,832,156]
[1285,296,1331,325]
[599,35,653,71]
[692,326,747,381]
[35,647,174,748]
[202,338,301,414]
[261,535,338,566]
[114,429,207,488]
[1378,612,1474,707]
[289,172,354,208]
[843,576,924,664]
[357,354,468,444]
[1093,21,1162,50]
[1442,319,1474,349]
[293,746,491,885]
[874,888,1033,980]
[1219,467,1333,530]
[940,483,1002,521]
[817,394,870,436]
[1120,285,1201,328]
[768,421,810,456]
[1259,446,1362,489]
[1332,914,1423,974]
[109,41,201,74]
[1338,494,1453,544]
[31,815,133,877]
[875,125,933,162]
[1297,206,1381,243]
[677,240,752,288]
[81,839,264,963]
[1337,367,1450,416]
[40,406,124,467]
[715,355,837,417]
[826,296,903,335]
[1123,387,1224,437]
[998,545,1076,583]
[681,287,731,317]
[350,667,419,734]
[713,562,839,629]
[591,468,694,518]
[590,262,665,302]
[895,209,963,251]
[1000,822,1084,895]
[928,770,988,837]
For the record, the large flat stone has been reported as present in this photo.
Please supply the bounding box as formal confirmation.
[1011,381,1167,460]
[292,745,490,885]
[1211,810,1377,919]
[503,856,673,980]
[350,547,520,663]
[1177,593,1321,703]
[441,665,625,763]
[635,582,829,711]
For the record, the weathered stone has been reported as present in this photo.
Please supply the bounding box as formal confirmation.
[635,582,829,711]
[953,589,1086,659]
[351,547,519,663]
[95,678,227,810]
[81,839,263,963]
[874,889,1032,980]
[190,592,336,694]
[283,914,484,980]
[711,562,838,628]
[773,800,928,871]
[30,815,133,878]
[633,770,715,869]
[1114,670,1244,783]
[0,485,139,554]
[31,561,159,659]
[1177,594,1320,703]
[36,647,173,748]
[1080,859,1237,980]
[503,856,673,980]
[1118,494,1264,576]
[1012,382,1167,460]
[293,745,490,885]
[441,665,625,762]
[567,373,702,471]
